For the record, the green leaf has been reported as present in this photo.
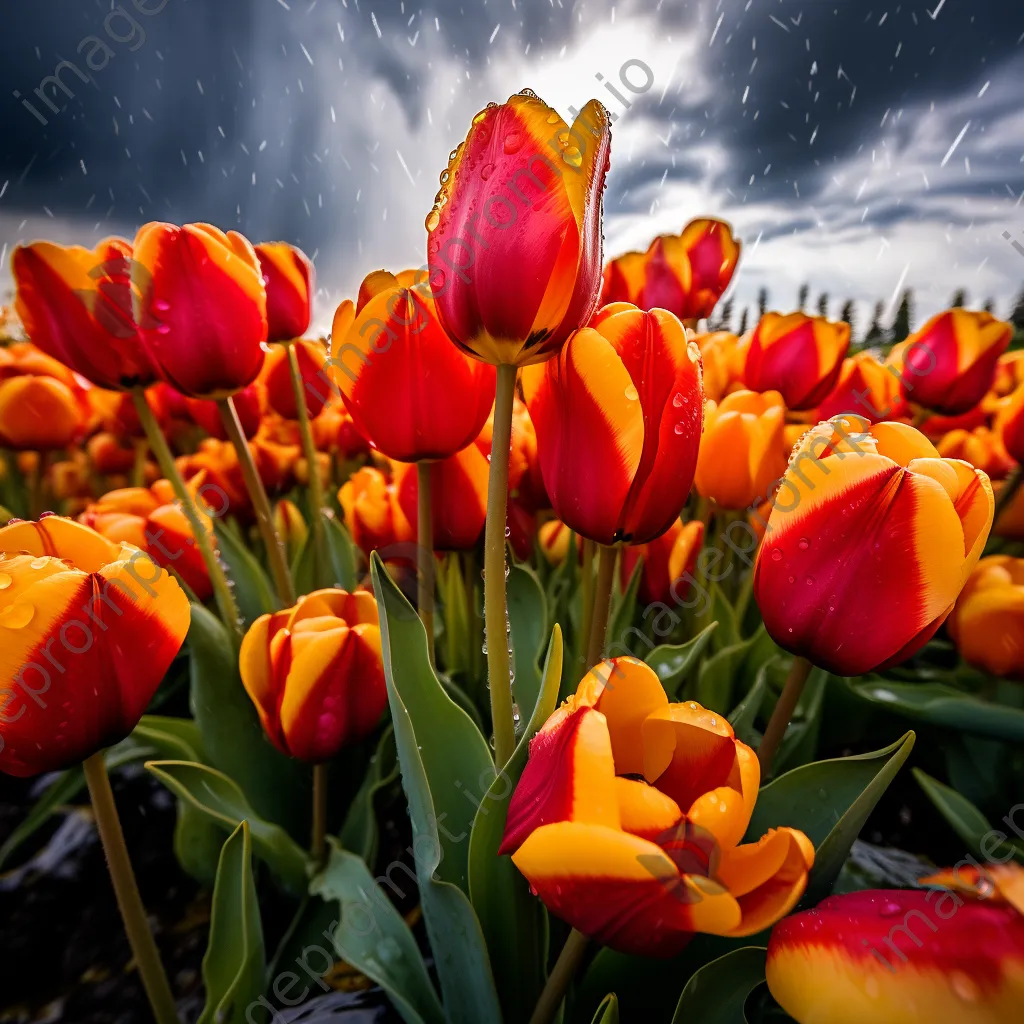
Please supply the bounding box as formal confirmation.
[174,800,227,885]
[198,821,265,1024]
[671,947,767,1024]
[338,726,399,867]
[311,843,446,1024]
[846,678,1024,742]
[145,760,309,894]
[696,633,759,712]
[509,562,550,720]
[372,554,502,1024]
[707,582,742,651]
[644,622,718,696]
[591,994,619,1024]
[745,733,917,906]
[772,668,829,775]
[728,658,776,746]
[913,769,1024,863]
[188,602,308,838]
[469,625,563,1024]
[292,510,360,593]
[214,521,279,625]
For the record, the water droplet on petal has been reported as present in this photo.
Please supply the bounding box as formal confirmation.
[546,112,561,124]
[687,341,701,362]
[0,601,35,629]
[480,162,495,180]
[674,423,685,435]
[30,557,49,570]
[0,573,11,590]
[624,384,639,401]
[503,131,523,154]
[425,209,441,232]
[156,323,171,335]
[797,537,810,551]
[770,549,783,562]
[805,575,815,586]
[881,901,902,918]
[562,146,582,168]
[152,298,171,312]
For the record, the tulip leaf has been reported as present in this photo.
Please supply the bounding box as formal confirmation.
[913,769,1024,863]
[198,821,266,1024]
[771,667,829,775]
[608,552,644,651]
[591,994,620,1024]
[338,726,399,867]
[728,657,776,746]
[371,554,502,1023]
[707,582,742,651]
[644,622,718,696]
[696,632,760,711]
[670,947,767,1024]
[292,510,360,594]
[214,521,280,624]
[174,800,227,885]
[468,625,563,1024]
[846,678,1024,742]
[145,760,309,895]
[187,602,309,838]
[745,732,916,906]
[508,561,549,721]
[310,843,446,1024]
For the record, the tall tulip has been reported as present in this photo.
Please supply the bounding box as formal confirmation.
[427,90,611,767]
[254,241,314,343]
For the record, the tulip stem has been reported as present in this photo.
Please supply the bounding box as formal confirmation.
[286,342,327,577]
[585,543,617,670]
[994,466,1022,526]
[485,363,518,769]
[131,387,243,641]
[311,762,328,866]
[416,461,436,668]
[758,655,813,775]
[132,439,148,488]
[82,753,180,1024]
[528,928,589,1024]
[577,538,595,670]
[216,396,296,607]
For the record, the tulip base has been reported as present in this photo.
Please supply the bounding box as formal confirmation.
[577,538,596,672]
[758,656,813,775]
[585,544,617,670]
[416,461,436,668]
[529,928,589,1024]
[83,753,180,1024]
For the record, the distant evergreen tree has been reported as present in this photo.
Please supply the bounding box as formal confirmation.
[738,307,750,335]
[839,299,856,340]
[1011,286,1024,330]
[950,288,967,309]
[983,298,995,313]
[798,283,810,311]
[716,297,734,332]
[890,290,914,343]
[865,301,886,344]
[757,287,769,318]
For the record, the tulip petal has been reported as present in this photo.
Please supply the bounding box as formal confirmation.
[0,516,121,574]
[614,777,682,841]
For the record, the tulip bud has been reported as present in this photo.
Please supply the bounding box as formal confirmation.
[0,375,85,450]
[338,466,414,558]
[273,499,308,563]
[254,242,314,343]
[263,338,331,421]
[538,519,573,565]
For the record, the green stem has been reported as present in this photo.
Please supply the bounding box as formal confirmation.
[131,387,242,640]
[994,466,1023,527]
[758,656,813,775]
[83,753,180,1024]
[417,461,436,668]
[131,438,148,489]
[485,363,518,769]
[286,343,327,574]
[217,397,296,607]
[528,928,590,1024]
[577,537,595,671]
[585,543,617,670]
[311,762,328,866]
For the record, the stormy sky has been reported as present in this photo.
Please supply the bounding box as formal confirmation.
[2,0,1023,335]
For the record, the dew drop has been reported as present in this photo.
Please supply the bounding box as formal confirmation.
[624,384,639,401]
[425,209,441,232]
[672,393,685,408]
[788,575,795,584]
[439,169,450,185]
[0,573,11,590]
[546,112,561,124]
[880,901,902,918]
[950,972,979,1003]
[674,423,685,435]
[805,575,815,586]
[797,537,810,551]
[686,340,701,362]
[503,131,523,154]
[770,549,783,562]
[0,601,35,629]
[472,109,488,125]
[156,323,171,335]
[480,162,495,180]
[152,298,171,312]
[689,702,697,710]
[562,146,583,168]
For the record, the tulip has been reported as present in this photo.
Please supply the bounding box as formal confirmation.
[993,350,1024,398]
[0,515,189,777]
[338,465,414,558]
[87,432,138,476]
[621,518,705,606]
[0,375,85,450]
[0,340,87,390]
[240,589,385,762]
[263,338,331,420]
[475,397,547,513]
[131,222,268,398]
[745,312,850,411]
[312,399,372,460]
[501,657,813,957]
[600,250,650,308]
[522,304,704,546]
[12,238,159,390]
[695,390,788,510]
[538,519,574,565]
[185,382,265,441]
[254,242,314,343]
[753,418,994,675]
[947,555,1024,678]
[697,331,743,402]
[898,308,1013,416]
[996,381,1024,465]
[936,426,1015,481]
[426,91,611,368]
[274,499,308,563]
[330,271,495,462]
[818,351,905,423]
[766,888,1024,1024]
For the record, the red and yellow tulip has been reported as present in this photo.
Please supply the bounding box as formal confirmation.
[185,382,265,441]
[254,242,314,343]
[426,91,611,366]
[996,381,1024,465]
[262,338,331,421]
[817,351,905,423]
[936,426,1014,481]
[522,303,704,545]
[0,516,189,777]
[338,465,414,558]
[240,589,386,762]
[948,555,1024,678]
[621,518,705,606]
[753,418,994,675]
[500,658,813,956]
[0,374,85,451]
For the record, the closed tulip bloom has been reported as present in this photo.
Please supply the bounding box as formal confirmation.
[240,589,386,762]
[818,351,905,423]
[947,555,1024,678]
[330,271,495,461]
[500,657,813,956]
[0,516,189,777]
[695,390,788,510]
[87,432,138,476]
[600,250,652,307]
[936,426,1014,481]
[254,242,314,343]
[745,312,850,411]
[12,238,159,390]
[273,499,308,563]
[753,418,994,675]
[621,518,705,605]
[993,350,1024,398]
[538,519,574,565]
[522,304,704,545]
[312,399,372,460]
[697,331,743,402]
[668,218,741,321]
[767,888,1024,1024]
[899,309,1013,415]
[263,338,330,420]
[426,92,612,366]
[0,375,85,450]
[186,382,265,440]
[338,465,414,558]
[996,382,1024,464]
[131,222,268,398]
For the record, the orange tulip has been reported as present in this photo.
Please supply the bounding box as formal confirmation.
[621,518,705,606]
[753,418,993,675]
[338,465,414,558]
[475,397,548,513]
[253,242,314,343]
[240,589,386,762]
[993,350,1024,398]
[273,499,308,563]
[312,399,372,460]
[131,222,268,398]
[262,338,330,420]
[695,390,788,510]
[996,381,1024,465]
[898,308,1012,415]
[767,886,1024,1024]
[948,555,1024,678]
[936,426,1015,481]
[426,91,612,367]
[501,658,813,956]
[0,375,85,450]
[0,516,189,777]
[87,432,137,476]
[330,271,495,461]
[538,518,574,565]
[744,312,850,411]
[696,331,743,402]
[818,351,906,423]
[522,304,704,544]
